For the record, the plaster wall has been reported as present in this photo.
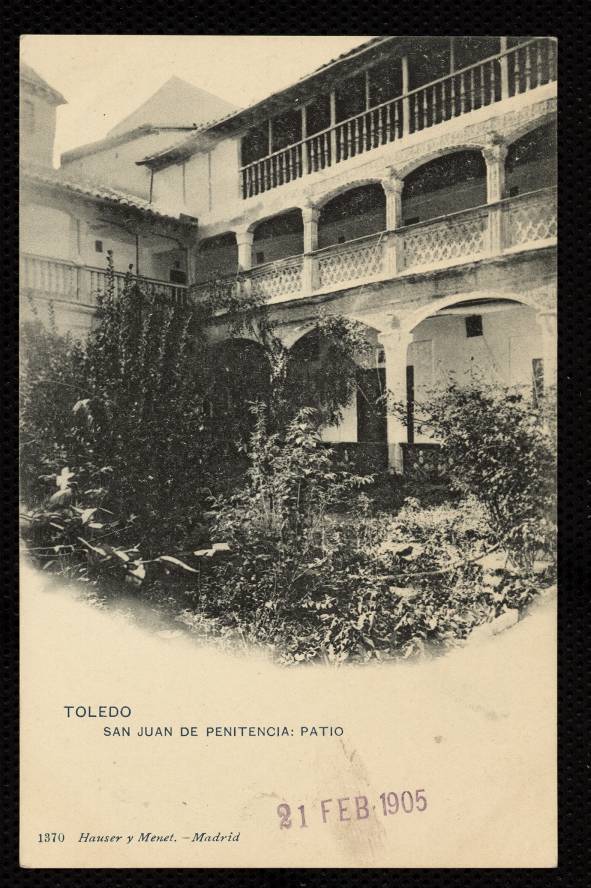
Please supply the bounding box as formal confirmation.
[20,90,57,169]
[60,131,185,199]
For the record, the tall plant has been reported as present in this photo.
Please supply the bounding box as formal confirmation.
[20,255,374,555]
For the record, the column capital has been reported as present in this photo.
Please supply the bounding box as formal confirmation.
[234,225,254,247]
[382,169,405,195]
[482,133,508,165]
[302,201,321,225]
[378,325,413,351]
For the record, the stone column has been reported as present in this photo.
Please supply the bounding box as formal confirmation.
[234,226,254,298]
[302,202,320,294]
[382,172,405,276]
[378,327,413,473]
[482,136,508,255]
[235,226,254,272]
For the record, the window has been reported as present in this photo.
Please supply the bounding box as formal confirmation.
[256,251,265,265]
[465,315,483,338]
[169,268,187,284]
[94,240,103,253]
[21,99,35,133]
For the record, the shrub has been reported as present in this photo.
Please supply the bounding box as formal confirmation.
[395,380,557,569]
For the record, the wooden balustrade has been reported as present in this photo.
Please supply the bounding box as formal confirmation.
[240,38,557,199]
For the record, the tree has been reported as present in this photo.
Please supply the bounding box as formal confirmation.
[20,255,373,554]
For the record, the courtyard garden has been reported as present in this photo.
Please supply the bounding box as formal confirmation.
[19,260,557,665]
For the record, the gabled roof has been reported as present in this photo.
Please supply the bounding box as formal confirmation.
[21,164,196,225]
[138,37,394,169]
[60,123,197,165]
[20,61,67,106]
[107,76,239,138]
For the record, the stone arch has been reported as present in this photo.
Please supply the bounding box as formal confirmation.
[317,183,386,249]
[400,292,549,452]
[250,208,303,265]
[288,320,382,364]
[196,231,238,282]
[287,321,388,462]
[243,205,304,234]
[277,322,316,350]
[311,176,386,211]
[206,336,272,424]
[404,290,551,334]
[401,149,487,225]
[506,119,556,195]
[396,143,485,181]
[504,109,557,149]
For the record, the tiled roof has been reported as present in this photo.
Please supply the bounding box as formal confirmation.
[20,61,67,105]
[139,36,393,168]
[21,165,194,224]
[307,36,385,74]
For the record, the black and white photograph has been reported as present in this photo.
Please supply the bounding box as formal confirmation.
[18,35,557,868]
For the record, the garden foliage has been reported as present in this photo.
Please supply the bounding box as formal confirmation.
[20,260,556,664]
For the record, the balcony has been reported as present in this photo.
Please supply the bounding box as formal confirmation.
[240,38,557,200]
[19,257,189,307]
[192,187,556,303]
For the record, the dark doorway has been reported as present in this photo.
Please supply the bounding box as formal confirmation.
[356,366,387,444]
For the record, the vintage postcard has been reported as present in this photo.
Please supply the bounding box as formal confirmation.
[19,35,557,868]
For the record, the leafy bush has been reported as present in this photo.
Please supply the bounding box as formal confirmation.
[172,417,547,665]
[20,258,374,562]
[20,262,555,666]
[395,380,556,569]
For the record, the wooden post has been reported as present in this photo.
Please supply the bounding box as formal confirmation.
[329,89,337,165]
[302,104,310,175]
[401,56,410,136]
[500,36,510,99]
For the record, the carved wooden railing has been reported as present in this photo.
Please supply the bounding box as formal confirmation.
[240,38,557,198]
[20,257,189,307]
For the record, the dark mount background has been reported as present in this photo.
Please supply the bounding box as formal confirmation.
[2,4,589,886]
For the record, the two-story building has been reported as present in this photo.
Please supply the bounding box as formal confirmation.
[20,63,199,337]
[21,37,557,472]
